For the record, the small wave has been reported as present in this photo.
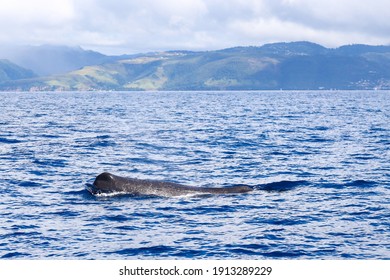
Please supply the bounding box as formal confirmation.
[1,252,32,259]
[224,244,307,258]
[171,249,206,258]
[33,158,68,168]
[346,180,378,188]
[321,180,378,189]
[74,135,117,148]
[85,184,158,199]
[85,183,215,199]
[45,210,80,217]
[112,245,175,257]
[0,137,22,144]
[88,190,130,198]
[320,183,344,189]
[64,189,89,196]
[115,225,141,231]
[262,250,307,258]
[18,181,41,187]
[91,190,207,199]
[103,214,130,222]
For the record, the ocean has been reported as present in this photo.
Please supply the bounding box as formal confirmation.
[0,90,389,259]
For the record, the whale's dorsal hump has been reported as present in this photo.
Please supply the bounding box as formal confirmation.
[93,172,117,192]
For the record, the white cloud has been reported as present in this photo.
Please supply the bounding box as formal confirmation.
[0,0,389,54]
[0,0,74,26]
[0,0,74,45]
[265,0,390,37]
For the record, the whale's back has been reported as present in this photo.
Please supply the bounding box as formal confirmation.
[90,172,253,197]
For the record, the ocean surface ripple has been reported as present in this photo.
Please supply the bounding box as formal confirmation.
[0,91,389,259]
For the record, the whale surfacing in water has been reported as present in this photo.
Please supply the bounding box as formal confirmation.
[88,172,253,197]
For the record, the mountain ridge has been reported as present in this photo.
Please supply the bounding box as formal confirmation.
[1,41,390,91]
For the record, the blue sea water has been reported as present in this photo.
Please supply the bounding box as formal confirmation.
[0,90,389,259]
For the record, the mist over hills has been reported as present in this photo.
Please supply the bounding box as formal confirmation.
[1,41,390,91]
[0,45,129,76]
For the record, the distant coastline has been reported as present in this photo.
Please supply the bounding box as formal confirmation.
[1,41,390,92]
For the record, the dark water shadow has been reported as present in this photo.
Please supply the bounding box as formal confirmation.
[253,180,310,192]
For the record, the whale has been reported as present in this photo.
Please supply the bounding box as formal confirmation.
[87,172,253,197]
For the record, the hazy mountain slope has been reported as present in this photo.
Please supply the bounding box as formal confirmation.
[0,59,36,83]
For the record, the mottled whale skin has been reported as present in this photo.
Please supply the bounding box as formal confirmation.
[88,172,253,197]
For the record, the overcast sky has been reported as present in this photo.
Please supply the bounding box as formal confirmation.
[1,0,389,54]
